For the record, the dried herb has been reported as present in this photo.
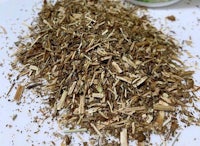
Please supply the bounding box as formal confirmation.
[120,128,128,146]
[61,135,71,146]
[13,0,200,144]
[166,15,176,21]
[12,114,18,121]
[14,85,24,102]
[7,82,15,96]
[0,25,7,34]
[63,128,87,134]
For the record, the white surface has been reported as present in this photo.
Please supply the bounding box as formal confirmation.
[0,1,62,146]
[0,0,200,146]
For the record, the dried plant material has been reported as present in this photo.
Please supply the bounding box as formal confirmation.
[120,128,128,146]
[7,83,15,96]
[184,40,193,47]
[68,81,76,95]
[92,93,104,98]
[135,76,148,87]
[90,123,103,138]
[132,122,135,135]
[61,135,71,146]
[116,76,132,84]
[79,96,85,114]
[137,141,145,146]
[166,15,176,21]
[0,25,7,34]
[13,0,200,144]
[161,93,172,104]
[14,85,24,102]
[29,65,39,75]
[118,106,146,115]
[153,104,175,112]
[57,91,67,110]
[112,61,123,73]
[172,132,181,146]
[122,56,136,68]
[12,114,18,121]
[146,115,153,124]
[63,128,87,134]
[156,111,165,126]
[26,83,43,89]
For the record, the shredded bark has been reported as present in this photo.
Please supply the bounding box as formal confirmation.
[13,0,200,144]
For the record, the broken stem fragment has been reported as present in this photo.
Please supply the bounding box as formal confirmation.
[14,85,24,102]
[63,128,87,134]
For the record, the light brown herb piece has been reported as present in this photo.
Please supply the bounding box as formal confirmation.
[120,128,128,146]
[14,85,24,102]
[0,25,7,34]
[153,104,175,112]
[57,90,67,110]
[166,15,176,21]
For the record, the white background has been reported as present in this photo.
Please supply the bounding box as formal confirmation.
[0,0,200,146]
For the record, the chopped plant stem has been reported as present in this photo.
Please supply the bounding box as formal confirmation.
[63,128,87,134]
[14,85,24,102]
[120,128,128,146]
[90,123,103,138]
[7,83,15,96]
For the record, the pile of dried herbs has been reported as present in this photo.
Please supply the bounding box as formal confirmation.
[13,0,200,144]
